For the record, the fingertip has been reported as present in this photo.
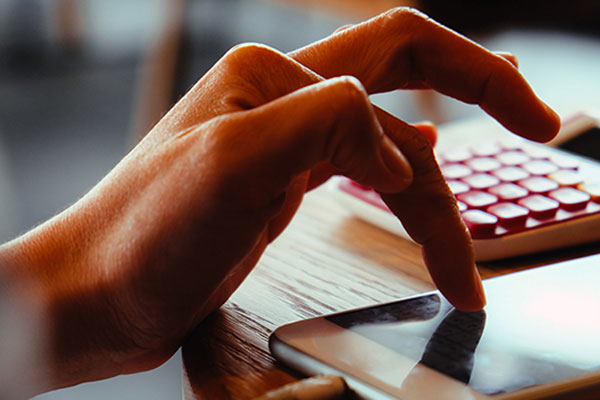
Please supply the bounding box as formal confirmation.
[451,268,486,312]
[542,102,562,141]
[435,266,486,312]
[522,102,561,143]
[421,237,486,312]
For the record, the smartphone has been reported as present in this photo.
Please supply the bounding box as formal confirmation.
[333,113,600,261]
[270,254,600,399]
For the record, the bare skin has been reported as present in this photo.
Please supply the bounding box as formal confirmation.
[0,8,559,393]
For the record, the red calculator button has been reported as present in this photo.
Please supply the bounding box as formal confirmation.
[442,163,472,179]
[548,188,591,211]
[518,195,559,219]
[457,200,468,212]
[491,167,530,182]
[460,173,500,190]
[471,142,502,157]
[578,182,600,203]
[457,191,498,210]
[518,177,559,194]
[521,160,559,176]
[488,183,529,201]
[487,202,529,228]
[462,210,498,238]
[447,180,470,195]
[465,157,502,172]
[495,151,530,166]
[547,170,584,187]
[443,147,472,163]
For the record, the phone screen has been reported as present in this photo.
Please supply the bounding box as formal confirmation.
[325,256,600,396]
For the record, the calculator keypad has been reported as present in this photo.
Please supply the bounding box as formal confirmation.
[341,139,600,240]
[439,140,600,239]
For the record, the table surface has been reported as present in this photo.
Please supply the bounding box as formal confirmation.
[159,1,600,397]
[180,121,600,399]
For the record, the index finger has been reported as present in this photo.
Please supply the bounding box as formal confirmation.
[290,7,560,142]
[375,108,485,311]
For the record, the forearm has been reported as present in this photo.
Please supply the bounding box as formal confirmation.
[0,208,139,391]
[0,147,236,392]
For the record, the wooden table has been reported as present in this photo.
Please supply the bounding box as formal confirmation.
[180,165,600,399]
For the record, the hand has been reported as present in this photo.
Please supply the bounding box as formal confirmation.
[291,8,558,141]
[0,48,414,390]
[0,7,559,392]
[290,7,560,308]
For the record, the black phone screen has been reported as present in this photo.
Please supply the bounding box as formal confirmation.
[326,256,600,396]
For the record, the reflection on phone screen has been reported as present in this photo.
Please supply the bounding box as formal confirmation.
[419,308,486,384]
[326,268,600,397]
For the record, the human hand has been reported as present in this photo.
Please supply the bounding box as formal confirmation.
[0,7,559,391]
[290,7,560,310]
[291,8,559,142]
[0,46,415,390]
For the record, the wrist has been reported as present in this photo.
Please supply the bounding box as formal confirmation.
[0,243,48,398]
[0,209,136,391]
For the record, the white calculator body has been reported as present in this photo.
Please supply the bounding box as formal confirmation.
[334,113,600,261]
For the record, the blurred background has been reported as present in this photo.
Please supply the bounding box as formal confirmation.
[0,0,599,398]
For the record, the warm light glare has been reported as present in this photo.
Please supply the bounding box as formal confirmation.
[483,260,600,368]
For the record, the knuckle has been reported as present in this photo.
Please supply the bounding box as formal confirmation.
[377,7,435,67]
[379,7,437,55]
[224,42,287,69]
[223,42,316,107]
[333,23,353,34]
[331,76,369,109]
[382,6,431,28]
[221,43,291,108]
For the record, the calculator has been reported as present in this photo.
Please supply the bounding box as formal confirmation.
[334,113,600,261]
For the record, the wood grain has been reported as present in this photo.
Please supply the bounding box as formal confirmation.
[182,184,434,399]
[181,182,600,399]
